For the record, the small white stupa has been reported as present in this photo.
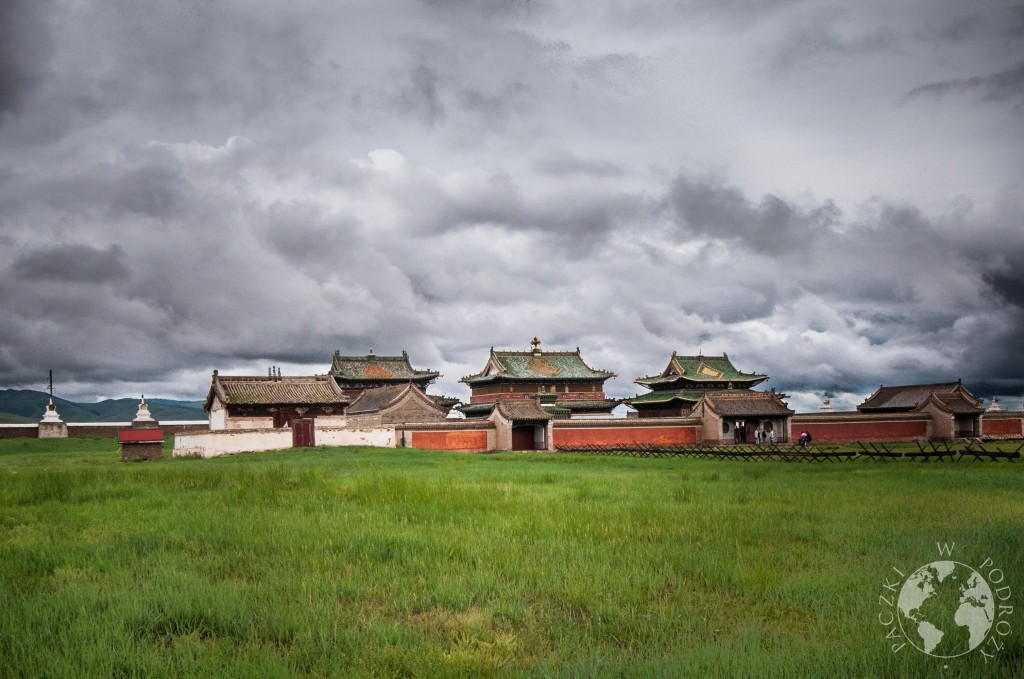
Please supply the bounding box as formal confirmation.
[38,397,68,438]
[132,395,158,427]
[819,398,833,413]
[986,396,1002,413]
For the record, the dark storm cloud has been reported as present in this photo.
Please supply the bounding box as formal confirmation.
[0,0,1022,410]
[0,0,52,117]
[11,244,130,283]
[904,60,1024,107]
[929,12,986,43]
[984,254,1024,309]
[1005,4,1024,39]
[667,174,840,254]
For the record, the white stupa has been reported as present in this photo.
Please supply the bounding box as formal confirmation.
[133,396,157,426]
[38,397,68,438]
[41,398,61,422]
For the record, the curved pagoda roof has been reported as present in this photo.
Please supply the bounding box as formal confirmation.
[858,381,983,415]
[626,388,753,407]
[461,339,616,386]
[699,391,793,417]
[204,372,349,411]
[345,383,450,417]
[329,350,440,383]
[635,352,767,389]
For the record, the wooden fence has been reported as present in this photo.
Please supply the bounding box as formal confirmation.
[553,440,1022,463]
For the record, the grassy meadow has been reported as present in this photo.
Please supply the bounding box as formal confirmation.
[1,437,1022,678]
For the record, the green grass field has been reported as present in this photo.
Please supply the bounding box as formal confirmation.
[1,437,1021,678]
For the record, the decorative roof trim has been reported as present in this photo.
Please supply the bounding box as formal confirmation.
[329,349,440,382]
[635,353,767,387]
[461,343,616,384]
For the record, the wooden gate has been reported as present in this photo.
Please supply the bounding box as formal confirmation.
[292,419,315,448]
[512,426,536,451]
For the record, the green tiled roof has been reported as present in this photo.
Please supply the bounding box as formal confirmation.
[329,350,439,382]
[625,389,716,406]
[461,346,615,385]
[458,402,496,417]
[636,353,766,388]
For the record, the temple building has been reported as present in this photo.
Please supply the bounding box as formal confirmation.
[205,370,349,431]
[329,349,459,409]
[625,352,768,418]
[459,338,618,418]
[856,381,984,438]
[329,349,440,397]
[695,391,794,444]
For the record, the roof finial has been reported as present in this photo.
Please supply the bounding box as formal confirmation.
[531,337,541,354]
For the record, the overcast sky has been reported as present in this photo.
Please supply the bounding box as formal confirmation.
[2,0,1023,412]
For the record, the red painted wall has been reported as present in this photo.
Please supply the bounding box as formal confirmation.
[410,430,489,451]
[0,423,207,439]
[982,418,1023,437]
[797,420,927,443]
[554,425,698,447]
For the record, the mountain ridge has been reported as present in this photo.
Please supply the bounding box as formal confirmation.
[0,389,206,423]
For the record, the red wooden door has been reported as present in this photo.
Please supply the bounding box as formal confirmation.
[512,426,535,451]
[292,419,315,448]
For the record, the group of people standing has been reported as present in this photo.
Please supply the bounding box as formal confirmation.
[732,423,777,445]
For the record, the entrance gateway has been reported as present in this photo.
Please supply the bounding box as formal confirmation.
[292,418,315,448]
[512,425,546,450]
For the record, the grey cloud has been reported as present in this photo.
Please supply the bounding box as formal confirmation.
[1,0,1022,409]
[539,0,802,35]
[903,60,1024,107]
[108,165,188,219]
[418,0,534,20]
[12,244,130,283]
[534,152,626,177]
[0,0,53,117]
[930,12,986,43]
[1005,4,1024,40]
[984,254,1024,309]
[398,65,446,127]
[574,52,643,85]
[668,174,840,253]
[258,201,366,276]
[457,81,529,131]
[770,22,896,71]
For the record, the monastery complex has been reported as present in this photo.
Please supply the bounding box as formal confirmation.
[169,338,1023,458]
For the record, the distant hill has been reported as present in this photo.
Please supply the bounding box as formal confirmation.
[0,389,206,423]
[0,411,37,424]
